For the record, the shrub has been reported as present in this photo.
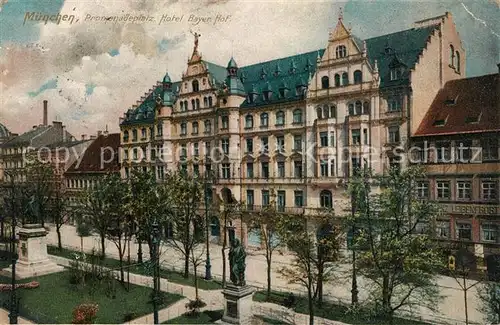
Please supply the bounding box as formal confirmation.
[123,312,137,322]
[283,292,296,308]
[185,299,206,316]
[72,303,98,324]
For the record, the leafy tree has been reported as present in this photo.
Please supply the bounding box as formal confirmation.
[24,161,55,226]
[243,190,282,301]
[478,281,500,324]
[164,171,204,278]
[352,166,444,321]
[49,179,68,250]
[277,213,342,325]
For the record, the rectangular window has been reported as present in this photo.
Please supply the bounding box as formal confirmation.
[436,141,451,163]
[293,135,302,151]
[276,136,285,152]
[482,224,498,242]
[352,129,361,145]
[260,137,269,153]
[246,190,254,210]
[456,223,472,241]
[262,190,270,206]
[277,191,286,212]
[363,129,368,145]
[221,163,230,179]
[482,181,498,201]
[157,166,164,180]
[180,144,187,159]
[320,132,328,147]
[222,139,230,155]
[193,143,199,157]
[416,181,429,199]
[180,124,187,135]
[482,138,499,161]
[436,222,450,238]
[277,161,285,178]
[294,160,302,178]
[330,159,335,176]
[246,163,254,178]
[388,96,403,112]
[388,126,400,143]
[320,160,328,177]
[436,181,450,199]
[294,191,304,207]
[133,148,138,160]
[192,123,199,135]
[456,181,472,200]
[205,141,211,156]
[123,149,129,160]
[351,156,361,174]
[150,148,156,160]
[221,116,229,129]
[261,162,269,179]
[246,138,253,153]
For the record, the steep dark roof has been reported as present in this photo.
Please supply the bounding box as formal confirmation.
[1,125,51,148]
[365,25,438,87]
[202,60,227,84]
[414,74,499,137]
[65,133,121,173]
[45,139,90,149]
[0,123,11,139]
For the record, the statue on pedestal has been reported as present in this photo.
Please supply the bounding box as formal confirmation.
[229,238,246,286]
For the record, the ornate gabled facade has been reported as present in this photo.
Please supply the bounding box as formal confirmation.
[119,12,466,247]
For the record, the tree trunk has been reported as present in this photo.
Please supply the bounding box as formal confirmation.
[194,263,199,301]
[382,275,391,318]
[119,250,124,282]
[307,282,314,325]
[316,263,324,306]
[464,276,469,325]
[80,236,83,252]
[266,255,272,301]
[137,239,143,263]
[100,233,106,258]
[56,226,62,250]
[184,250,190,278]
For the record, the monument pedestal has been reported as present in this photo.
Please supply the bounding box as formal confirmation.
[220,284,254,325]
[3,224,64,279]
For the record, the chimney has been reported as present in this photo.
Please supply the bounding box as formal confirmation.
[43,100,48,126]
[97,131,102,137]
[81,134,86,140]
[90,135,96,140]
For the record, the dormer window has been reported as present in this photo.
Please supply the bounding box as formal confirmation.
[260,68,267,79]
[335,45,347,59]
[433,119,446,127]
[465,112,482,124]
[263,90,272,101]
[296,85,306,97]
[445,96,458,106]
[390,67,403,81]
[279,88,286,98]
[321,76,329,89]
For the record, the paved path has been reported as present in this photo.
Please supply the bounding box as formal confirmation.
[47,224,480,325]
[0,309,34,324]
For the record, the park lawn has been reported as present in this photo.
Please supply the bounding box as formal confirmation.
[253,291,431,325]
[0,271,183,324]
[48,245,223,290]
[163,309,223,323]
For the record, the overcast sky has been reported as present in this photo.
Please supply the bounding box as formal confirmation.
[0,0,498,136]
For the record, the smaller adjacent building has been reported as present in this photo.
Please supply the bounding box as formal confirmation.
[64,132,121,208]
[411,66,500,274]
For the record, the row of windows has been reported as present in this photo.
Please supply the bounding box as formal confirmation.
[245,189,333,209]
[123,165,165,180]
[247,85,307,104]
[244,109,303,128]
[66,178,98,189]
[178,96,214,112]
[245,135,304,154]
[123,124,163,142]
[3,160,24,169]
[320,70,363,89]
[417,180,499,201]
[412,138,499,163]
[436,221,497,243]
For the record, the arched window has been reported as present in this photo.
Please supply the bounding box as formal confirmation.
[123,130,129,142]
[320,190,333,208]
[191,99,195,110]
[335,45,347,59]
[180,101,184,111]
[210,216,220,237]
[192,122,199,134]
[317,106,323,119]
[132,129,138,141]
[276,111,285,125]
[342,72,349,86]
[293,109,303,124]
[322,105,329,119]
[450,45,455,66]
[195,98,200,110]
[208,96,213,107]
[204,120,211,133]
[321,76,329,89]
[334,74,341,87]
[183,100,188,110]
[245,115,253,128]
[180,122,187,135]
[348,103,355,116]
[354,70,362,84]
[456,51,461,73]
[330,105,337,118]
[192,80,199,92]
[203,97,208,107]
[260,113,269,127]
[363,101,370,114]
[355,101,362,115]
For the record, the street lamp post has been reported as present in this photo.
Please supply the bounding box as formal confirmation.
[204,171,212,280]
[5,173,19,324]
[151,218,160,324]
[350,193,358,306]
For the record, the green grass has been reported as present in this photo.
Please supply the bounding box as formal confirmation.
[254,315,291,324]
[253,290,431,325]
[163,309,223,324]
[48,245,223,290]
[0,271,184,324]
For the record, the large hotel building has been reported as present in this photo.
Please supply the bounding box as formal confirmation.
[118,12,498,255]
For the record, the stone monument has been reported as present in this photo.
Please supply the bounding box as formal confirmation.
[3,224,63,279]
[220,238,254,325]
